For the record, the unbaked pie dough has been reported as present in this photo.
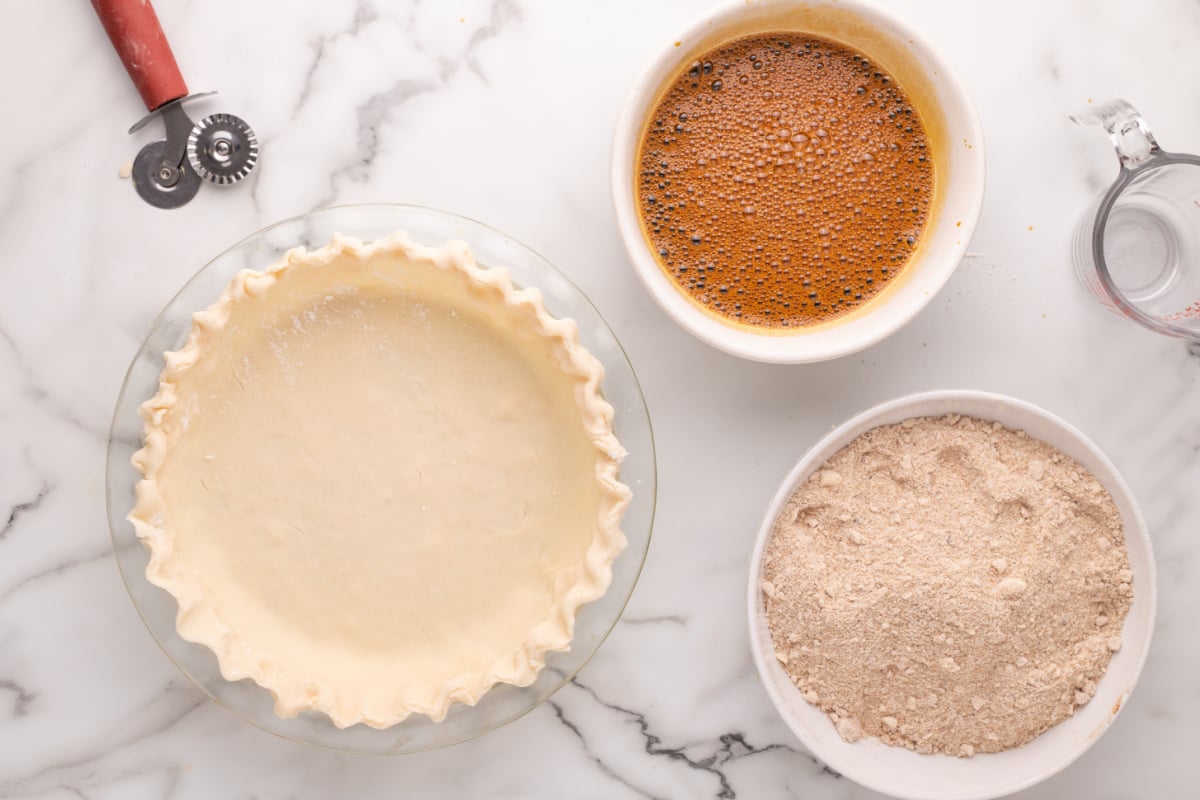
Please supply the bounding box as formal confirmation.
[130,233,630,728]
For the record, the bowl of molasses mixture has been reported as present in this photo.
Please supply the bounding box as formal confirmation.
[612,0,985,363]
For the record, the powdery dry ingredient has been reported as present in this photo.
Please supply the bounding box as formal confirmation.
[761,414,1133,757]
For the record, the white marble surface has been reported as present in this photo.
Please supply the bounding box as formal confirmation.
[1,0,1198,797]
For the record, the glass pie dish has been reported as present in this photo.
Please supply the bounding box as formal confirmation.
[105,203,656,754]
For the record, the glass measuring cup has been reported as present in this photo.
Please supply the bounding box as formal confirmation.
[1071,100,1200,340]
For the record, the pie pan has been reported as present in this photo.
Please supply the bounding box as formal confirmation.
[106,203,656,754]
[746,390,1155,800]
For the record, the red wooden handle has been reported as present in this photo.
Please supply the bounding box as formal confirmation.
[91,0,188,111]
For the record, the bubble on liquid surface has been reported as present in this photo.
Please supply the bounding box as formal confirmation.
[635,32,934,328]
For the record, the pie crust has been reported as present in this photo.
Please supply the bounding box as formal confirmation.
[129,233,631,728]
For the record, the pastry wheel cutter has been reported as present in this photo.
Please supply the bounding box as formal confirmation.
[91,0,259,209]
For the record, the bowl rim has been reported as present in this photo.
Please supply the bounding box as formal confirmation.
[609,0,987,364]
[745,388,1157,800]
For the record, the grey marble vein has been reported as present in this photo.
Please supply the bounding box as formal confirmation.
[559,677,835,799]
[292,0,381,119]
[310,0,522,208]
[0,325,107,443]
[23,385,108,443]
[0,483,52,542]
[0,90,124,240]
[340,78,440,185]
[0,687,204,796]
[0,678,37,717]
[548,699,658,799]
[459,0,522,79]
[0,164,31,239]
[35,765,182,800]
[0,547,113,605]
[1046,56,1059,81]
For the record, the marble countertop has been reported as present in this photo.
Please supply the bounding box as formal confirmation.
[2,0,1198,797]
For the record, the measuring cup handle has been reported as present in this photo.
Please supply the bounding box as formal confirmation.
[1070,99,1160,169]
[91,0,188,112]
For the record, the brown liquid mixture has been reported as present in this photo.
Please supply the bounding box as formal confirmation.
[636,33,935,328]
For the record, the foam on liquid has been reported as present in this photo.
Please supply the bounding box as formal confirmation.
[636,33,935,328]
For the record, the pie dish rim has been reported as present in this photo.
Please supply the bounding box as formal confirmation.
[128,230,632,729]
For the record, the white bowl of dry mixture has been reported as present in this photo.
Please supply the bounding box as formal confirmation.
[747,390,1155,800]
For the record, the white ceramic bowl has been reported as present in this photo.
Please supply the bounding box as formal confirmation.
[611,0,986,363]
[747,390,1156,800]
